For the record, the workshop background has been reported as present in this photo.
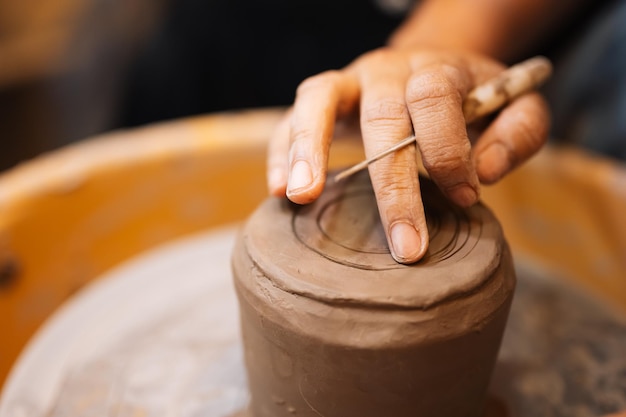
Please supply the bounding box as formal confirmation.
[0,0,411,171]
[2,0,621,172]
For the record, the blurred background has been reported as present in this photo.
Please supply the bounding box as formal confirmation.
[0,0,623,171]
[0,0,409,171]
[0,0,165,170]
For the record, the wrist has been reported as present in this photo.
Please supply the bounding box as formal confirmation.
[388,0,535,62]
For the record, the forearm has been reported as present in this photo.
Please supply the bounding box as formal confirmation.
[389,0,594,63]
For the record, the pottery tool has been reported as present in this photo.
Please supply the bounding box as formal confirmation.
[334,55,552,182]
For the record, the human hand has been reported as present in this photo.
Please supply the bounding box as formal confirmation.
[267,48,550,264]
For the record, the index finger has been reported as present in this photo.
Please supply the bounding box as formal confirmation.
[285,71,360,204]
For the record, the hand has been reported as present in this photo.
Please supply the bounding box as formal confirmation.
[267,48,550,264]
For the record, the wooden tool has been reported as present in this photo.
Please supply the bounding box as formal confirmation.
[334,55,553,182]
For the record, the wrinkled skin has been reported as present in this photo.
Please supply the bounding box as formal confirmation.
[267,48,550,264]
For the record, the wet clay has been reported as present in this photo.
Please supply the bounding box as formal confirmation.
[231,171,516,417]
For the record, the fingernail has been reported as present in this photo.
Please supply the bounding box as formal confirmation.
[288,160,313,192]
[476,142,511,183]
[447,183,478,207]
[389,221,424,264]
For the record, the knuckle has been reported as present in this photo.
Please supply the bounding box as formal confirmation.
[296,70,341,97]
[361,98,409,129]
[376,178,413,205]
[406,70,462,110]
[289,126,316,147]
[356,48,395,67]
[421,142,472,177]
[440,64,467,86]
[372,164,417,203]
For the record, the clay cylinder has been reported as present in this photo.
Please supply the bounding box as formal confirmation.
[231,171,515,417]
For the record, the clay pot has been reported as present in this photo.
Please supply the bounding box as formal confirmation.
[232,171,515,417]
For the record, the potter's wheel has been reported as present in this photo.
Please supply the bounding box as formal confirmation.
[1,226,625,417]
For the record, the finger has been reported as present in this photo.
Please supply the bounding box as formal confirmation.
[267,109,293,197]
[358,51,428,264]
[473,92,550,184]
[406,63,481,207]
[286,70,359,204]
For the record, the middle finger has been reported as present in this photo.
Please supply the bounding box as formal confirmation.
[356,50,428,264]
